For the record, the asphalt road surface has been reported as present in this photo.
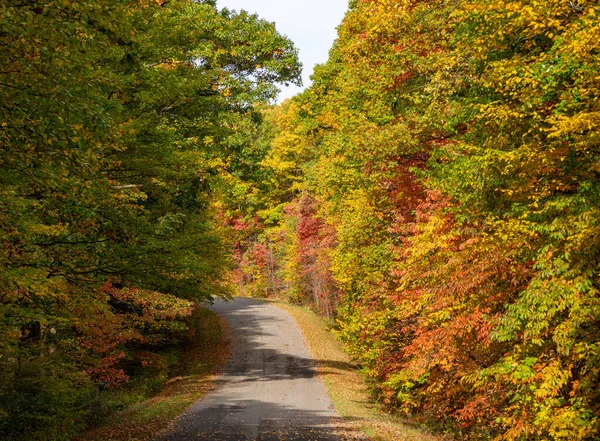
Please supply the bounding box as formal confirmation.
[157,297,361,441]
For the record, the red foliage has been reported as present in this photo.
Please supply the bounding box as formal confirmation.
[86,353,129,388]
[74,282,191,388]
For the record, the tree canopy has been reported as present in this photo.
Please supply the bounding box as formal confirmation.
[0,1,299,439]
[228,1,600,440]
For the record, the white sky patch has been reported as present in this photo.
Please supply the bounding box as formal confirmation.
[217,0,349,102]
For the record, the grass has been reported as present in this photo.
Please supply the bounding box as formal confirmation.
[270,300,442,441]
[76,305,230,441]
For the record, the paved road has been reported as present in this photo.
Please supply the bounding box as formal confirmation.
[157,298,355,441]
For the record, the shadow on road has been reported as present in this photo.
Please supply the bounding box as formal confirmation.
[158,399,366,441]
[157,298,366,441]
[217,298,356,384]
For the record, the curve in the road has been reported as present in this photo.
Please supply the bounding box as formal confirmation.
[156,297,364,441]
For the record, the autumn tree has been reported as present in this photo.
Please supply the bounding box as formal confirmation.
[237,0,600,440]
[0,1,299,439]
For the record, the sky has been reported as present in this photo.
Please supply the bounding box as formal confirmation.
[216,0,349,102]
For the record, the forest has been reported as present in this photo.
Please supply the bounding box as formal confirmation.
[0,0,299,439]
[230,0,600,440]
[1,0,600,440]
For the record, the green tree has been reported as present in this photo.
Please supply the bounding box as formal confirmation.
[0,1,300,439]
